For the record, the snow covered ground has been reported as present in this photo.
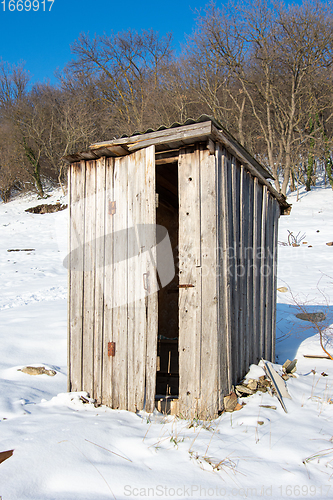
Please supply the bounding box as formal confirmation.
[0,185,332,499]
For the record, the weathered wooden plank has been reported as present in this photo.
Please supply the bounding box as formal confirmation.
[93,157,106,404]
[264,194,274,360]
[215,145,222,408]
[80,151,99,160]
[127,148,150,412]
[222,151,233,391]
[64,151,98,162]
[82,161,97,397]
[155,150,179,165]
[266,197,279,362]
[63,153,86,163]
[93,145,128,157]
[199,146,218,418]
[271,200,280,362]
[180,146,201,267]
[90,121,213,151]
[245,172,254,371]
[67,164,72,393]
[69,161,86,392]
[102,157,115,407]
[103,146,158,413]
[112,155,129,409]
[260,186,268,359]
[253,177,262,364]
[230,157,240,383]
[127,151,141,413]
[238,165,245,378]
[216,144,230,408]
[178,271,201,418]
[144,145,158,414]
[178,145,202,418]
[240,167,251,376]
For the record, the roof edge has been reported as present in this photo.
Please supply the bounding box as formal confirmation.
[63,115,290,212]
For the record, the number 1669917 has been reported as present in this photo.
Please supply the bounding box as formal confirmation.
[1,0,54,11]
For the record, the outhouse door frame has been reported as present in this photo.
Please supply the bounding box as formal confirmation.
[107,145,158,413]
[68,145,158,413]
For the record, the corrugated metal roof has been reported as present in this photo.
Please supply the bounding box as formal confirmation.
[63,115,290,212]
[85,115,272,178]
[124,115,220,137]
[66,113,276,177]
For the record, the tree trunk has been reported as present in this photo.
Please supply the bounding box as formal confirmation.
[33,164,44,198]
[289,169,296,192]
[306,153,314,192]
[281,147,291,196]
[324,134,333,189]
[305,117,315,192]
[0,188,11,203]
[58,161,66,196]
[281,166,290,196]
[22,138,44,198]
[325,156,333,189]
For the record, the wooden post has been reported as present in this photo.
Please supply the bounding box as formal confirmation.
[102,157,115,407]
[216,144,230,408]
[93,157,106,404]
[199,145,218,418]
[112,155,129,409]
[69,161,86,393]
[178,145,202,418]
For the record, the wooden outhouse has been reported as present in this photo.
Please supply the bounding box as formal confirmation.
[65,116,290,419]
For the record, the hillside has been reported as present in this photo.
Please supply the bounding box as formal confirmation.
[0,185,332,499]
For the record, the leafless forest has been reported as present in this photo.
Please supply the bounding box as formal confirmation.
[0,0,332,201]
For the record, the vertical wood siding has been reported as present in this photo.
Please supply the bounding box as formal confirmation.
[216,144,231,408]
[82,161,97,397]
[178,144,219,419]
[199,146,219,418]
[68,161,86,393]
[93,157,106,405]
[102,157,114,407]
[69,139,281,419]
[68,146,157,412]
[178,145,202,417]
[216,148,280,403]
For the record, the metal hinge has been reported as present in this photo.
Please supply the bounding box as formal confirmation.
[109,201,116,215]
[108,342,115,357]
[143,272,150,293]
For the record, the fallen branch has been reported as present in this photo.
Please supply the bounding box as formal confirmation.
[303,354,331,359]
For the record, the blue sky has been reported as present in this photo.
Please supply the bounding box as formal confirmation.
[0,0,207,85]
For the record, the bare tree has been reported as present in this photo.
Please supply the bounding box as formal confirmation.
[192,0,333,194]
[68,29,173,133]
[0,121,27,202]
[0,62,46,197]
[22,83,99,194]
[186,24,250,146]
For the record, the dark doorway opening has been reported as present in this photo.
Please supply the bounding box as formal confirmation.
[155,160,179,400]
